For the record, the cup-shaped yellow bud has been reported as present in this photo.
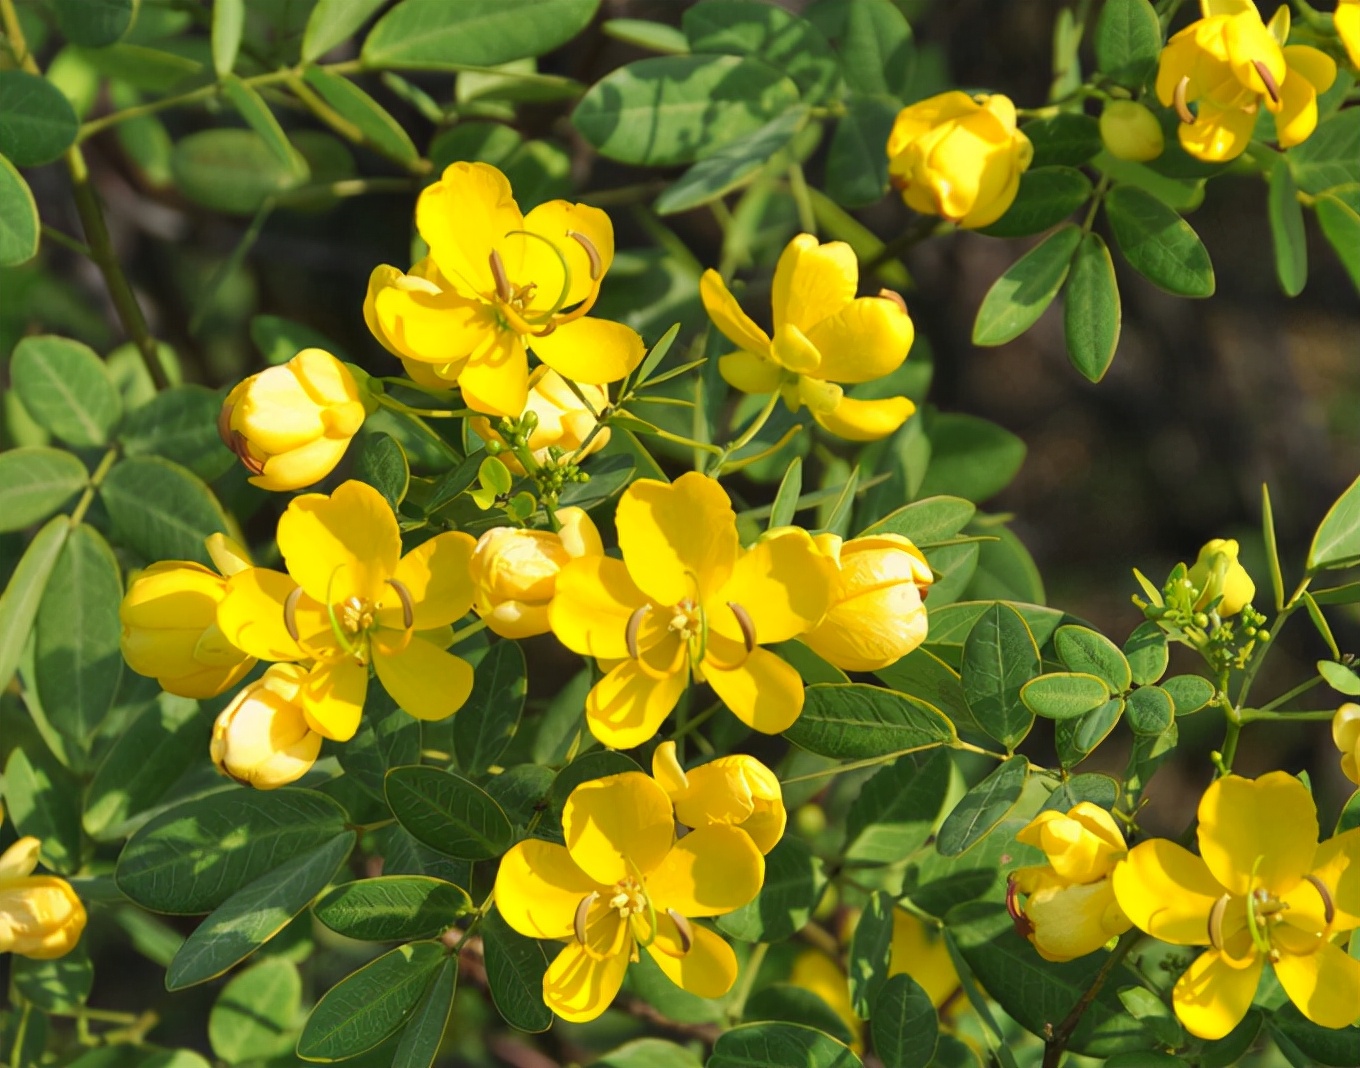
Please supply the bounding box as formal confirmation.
[1187,537,1255,617]
[469,367,610,473]
[1334,703,1360,785]
[1016,802,1126,883]
[652,741,786,854]
[220,348,368,492]
[801,533,933,672]
[1099,100,1165,161]
[887,91,1033,229]
[0,837,87,959]
[469,507,603,639]
[210,664,323,790]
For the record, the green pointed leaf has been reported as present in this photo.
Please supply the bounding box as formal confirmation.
[481,905,552,1033]
[838,0,913,98]
[769,457,804,529]
[717,836,827,943]
[1269,157,1307,296]
[313,876,471,942]
[1020,672,1111,720]
[385,765,514,860]
[602,20,691,55]
[0,153,38,265]
[353,431,408,508]
[10,942,92,1012]
[1022,113,1102,169]
[1054,625,1132,691]
[972,225,1082,346]
[1063,232,1121,382]
[221,76,306,179]
[1056,697,1125,767]
[0,70,79,166]
[1161,674,1214,715]
[844,748,951,864]
[1288,108,1360,195]
[1105,184,1215,297]
[935,755,1028,856]
[784,683,956,759]
[301,67,420,166]
[392,958,457,1068]
[0,515,70,693]
[848,889,895,1018]
[1123,620,1168,685]
[682,0,838,102]
[961,603,1040,748]
[453,639,527,774]
[209,957,302,1064]
[4,744,82,873]
[363,0,601,70]
[52,0,134,46]
[303,0,388,62]
[1315,186,1360,294]
[977,167,1092,238]
[827,95,897,207]
[875,648,979,736]
[861,496,975,544]
[1094,0,1161,88]
[211,0,245,76]
[710,1023,863,1068]
[10,335,122,446]
[0,447,87,532]
[1041,773,1120,813]
[870,973,938,1068]
[1310,473,1360,570]
[100,456,231,566]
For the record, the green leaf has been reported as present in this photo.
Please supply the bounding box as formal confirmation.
[51,0,134,47]
[973,224,1082,346]
[392,958,457,1068]
[385,765,514,860]
[1093,0,1161,89]
[1105,185,1215,297]
[221,76,307,179]
[0,71,79,166]
[769,456,804,529]
[1063,232,1121,382]
[977,167,1092,238]
[1320,659,1360,696]
[1123,620,1168,685]
[717,836,828,942]
[961,603,1040,749]
[313,876,470,942]
[0,515,70,693]
[573,55,800,167]
[10,335,122,446]
[119,385,234,481]
[597,1039,703,1068]
[844,748,951,864]
[453,638,527,774]
[211,0,245,76]
[1124,684,1174,735]
[1315,185,1360,294]
[875,648,979,736]
[170,129,304,215]
[1270,1003,1360,1066]
[935,755,1028,856]
[1022,113,1103,169]
[4,745,83,873]
[1020,672,1111,721]
[250,314,348,365]
[916,414,1026,503]
[34,524,123,749]
[745,986,857,1047]
[303,0,387,63]
[848,889,895,1018]
[655,105,809,216]
[481,905,552,1033]
[1269,157,1307,296]
[550,750,642,807]
[838,0,913,98]
[710,1023,863,1068]
[301,67,420,167]
[10,943,93,1012]
[1289,108,1360,195]
[871,973,938,1068]
[100,456,230,566]
[682,0,839,102]
[0,153,39,266]
[0,447,87,532]
[1041,773,1120,813]
[117,788,349,914]
[926,599,1066,650]
[827,95,897,207]
[784,683,956,759]
[363,0,600,70]
[1055,625,1131,691]
[484,764,555,828]
[296,940,445,1060]
[209,957,301,1064]
[352,431,408,508]
[1161,674,1214,715]
[335,694,421,803]
[862,496,975,544]
[603,19,691,55]
[1310,473,1360,570]
[1056,697,1125,768]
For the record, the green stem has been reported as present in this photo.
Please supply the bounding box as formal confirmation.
[1259,675,1325,713]
[1041,930,1141,1068]
[449,618,488,648]
[670,701,721,743]
[709,391,780,476]
[787,162,817,235]
[1082,174,1111,232]
[1239,707,1337,723]
[726,942,769,1023]
[70,448,120,527]
[41,224,93,259]
[376,394,472,420]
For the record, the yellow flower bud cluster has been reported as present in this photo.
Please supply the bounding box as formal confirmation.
[0,837,86,960]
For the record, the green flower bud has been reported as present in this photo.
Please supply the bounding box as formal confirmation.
[1099,101,1165,162]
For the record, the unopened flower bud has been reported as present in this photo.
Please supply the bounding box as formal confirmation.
[0,837,86,959]
[1187,538,1255,618]
[1099,101,1165,162]
[210,664,323,790]
[469,367,609,473]
[652,741,787,854]
[1334,703,1360,785]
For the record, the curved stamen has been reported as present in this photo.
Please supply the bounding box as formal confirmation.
[503,229,573,323]
[1174,76,1195,125]
[324,567,360,657]
[728,602,757,654]
[666,908,693,954]
[488,250,512,303]
[227,430,266,476]
[877,288,908,314]
[570,231,603,280]
[386,578,415,629]
[1207,892,1231,950]
[1252,59,1280,104]
[217,401,236,450]
[574,891,598,945]
[1304,874,1336,926]
[626,604,652,660]
[1005,875,1034,938]
[283,586,304,642]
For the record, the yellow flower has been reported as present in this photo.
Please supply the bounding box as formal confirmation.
[651,740,786,854]
[220,348,369,492]
[210,664,323,790]
[548,472,835,748]
[1339,0,1360,69]
[469,507,603,639]
[801,533,933,672]
[701,234,915,442]
[366,162,645,418]
[216,480,477,741]
[886,92,1033,229]
[1333,703,1360,785]
[120,533,257,699]
[493,771,763,1022]
[1187,537,1255,617]
[789,949,863,1051]
[469,367,610,473]
[1099,100,1166,161]
[1009,803,1132,962]
[1155,1,1336,162]
[1113,772,1360,1039]
[0,837,86,960]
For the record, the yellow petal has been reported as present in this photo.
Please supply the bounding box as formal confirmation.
[542,940,629,1023]
[251,436,349,493]
[371,269,492,364]
[0,837,40,879]
[494,839,600,940]
[278,481,401,607]
[886,91,979,158]
[1178,100,1258,162]
[549,555,649,659]
[889,910,958,1009]
[700,269,771,355]
[372,637,474,721]
[562,771,675,884]
[1304,827,1360,932]
[1112,839,1224,944]
[416,162,524,300]
[647,825,764,917]
[1197,772,1318,897]
[1201,0,1257,15]
[557,507,603,559]
[770,323,822,374]
[1274,938,1360,1029]
[301,657,367,741]
[216,568,308,661]
[457,331,530,420]
[670,756,786,855]
[772,234,858,335]
[530,316,644,385]
[616,472,739,608]
[702,643,804,734]
[805,297,914,384]
[586,656,688,750]
[390,532,477,630]
[719,351,783,394]
[645,921,738,998]
[1276,46,1335,147]
[1023,879,1131,962]
[522,199,615,311]
[1338,0,1360,69]
[1222,8,1286,95]
[712,528,836,646]
[1173,949,1263,1040]
[205,533,252,577]
[813,396,917,442]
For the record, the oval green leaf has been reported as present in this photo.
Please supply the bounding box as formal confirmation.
[935,755,1028,856]
[4,744,83,873]
[710,1022,863,1068]
[844,748,951,865]
[392,958,457,1068]
[1020,672,1111,721]
[0,447,87,532]
[1288,108,1360,195]
[1105,184,1215,297]
[1094,0,1161,89]
[353,431,409,509]
[1315,186,1360,293]
[1063,231,1121,382]
[301,67,420,167]
[1056,697,1125,768]
[1023,113,1103,169]
[480,905,552,1033]
[961,603,1040,749]
[977,167,1092,238]
[870,973,939,1068]
[1269,157,1307,297]
[1161,674,1215,715]
[453,638,527,774]
[99,455,231,566]
[1124,685,1174,736]
[363,0,600,70]
[0,153,40,265]
[209,957,302,1064]
[0,70,79,166]
[861,496,976,545]
[1123,620,1168,685]
[826,95,897,208]
[972,224,1082,347]
[783,683,956,760]
[312,876,471,941]
[10,335,122,446]
[51,0,134,47]
[1041,772,1120,813]
[119,384,235,481]
[1309,473,1360,570]
[1054,625,1132,692]
[0,515,70,694]
[171,129,305,215]
[384,765,514,860]
[303,0,389,62]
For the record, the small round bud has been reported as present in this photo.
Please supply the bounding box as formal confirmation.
[794,803,827,837]
[1194,613,1210,628]
[1100,101,1165,162]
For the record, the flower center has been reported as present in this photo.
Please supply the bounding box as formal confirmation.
[1206,875,1336,962]
[282,577,415,661]
[668,599,702,642]
[609,876,648,919]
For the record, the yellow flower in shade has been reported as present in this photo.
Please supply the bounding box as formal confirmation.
[220,348,369,492]
[1155,2,1336,162]
[469,507,603,639]
[801,533,933,672]
[494,771,763,1022]
[1009,803,1132,963]
[1113,772,1360,1039]
[789,949,863,1051]
[1339,0,1360,68]
[0,837,86,959]
[1334,703,1360,785]
[889,909,959,1009]
[886,92,1033,229]
[548,473,836,748]
[210,664,323,790]
[120,533,257,699]
[701,234,915,442]
[366,162,645,418]
[216,480,477,742]
[1187,537,1255,617]
[469,367,611,473]
[651,740,786,854]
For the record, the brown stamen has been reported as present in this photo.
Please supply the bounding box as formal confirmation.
[488,250,512,303]
[1207,893,1231,950]
[1005,875,1034,938]
[877,288,908,314]
[570,231,603,280]
[666,908,693,953]
[532,323,557,338]
[1252,59,1280,104]
[283,586,304,642]
[230,432,266,476]
[217,401,236,449]
[1304,875,1336,925]
[727,602,756,653]
[1174,75,1195,125]
[626,604,652,660]
[574,891,598,945]
[387,578,415,629]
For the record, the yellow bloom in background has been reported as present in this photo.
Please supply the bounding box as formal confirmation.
[494,771,763,1022]
[802,533,933,672]
[1113,772,1360,1039]
[549,472,835,748]
[0,837,86,960]
[216,480,477,741]
[886,92,1033,228]
[1334,703,1360,785]
[1339,0,1360,68]
[469,506,603,639]
[1187,537,1255,617]
[220,348,369,492]
[469,367,610,472]
[789,949,863,1051]
[701,234,916,442]
[1010,803,1132,962]
[120,533,257,698]
[1155,1,1336,162]
[651,740,786,854]
[210,663,323,790]
[368,162,645,418]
